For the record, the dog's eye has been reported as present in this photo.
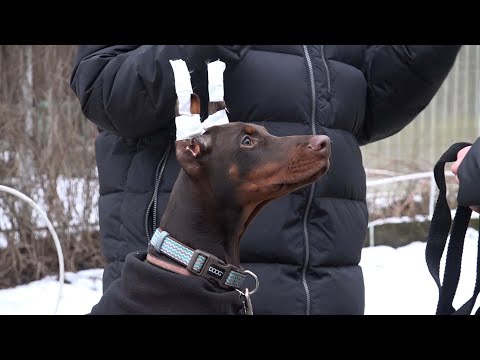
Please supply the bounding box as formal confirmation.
[241,136,253,147]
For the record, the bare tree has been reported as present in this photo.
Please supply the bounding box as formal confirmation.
[0,45,104,288]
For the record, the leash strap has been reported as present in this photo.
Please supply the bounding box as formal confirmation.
[425,142,480,315]
[149,228,247,289]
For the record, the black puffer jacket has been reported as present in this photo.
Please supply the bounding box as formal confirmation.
[70,45,461,315]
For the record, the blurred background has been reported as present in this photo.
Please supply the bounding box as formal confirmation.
[0,45,479,290]
[0,46,101,289]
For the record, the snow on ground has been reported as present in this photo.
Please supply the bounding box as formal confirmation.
[0,227,478,315]
[361,227,480,315]
[0,269,103,315]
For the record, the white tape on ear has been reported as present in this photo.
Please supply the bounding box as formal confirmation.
[169,59,193,115]
[170,59,203,141]
[207,60,226,102]
[202,109,229,130]
[170,58,230,140]
[175,114,204,141]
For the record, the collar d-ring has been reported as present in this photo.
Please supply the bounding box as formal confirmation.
[244,270,259,295]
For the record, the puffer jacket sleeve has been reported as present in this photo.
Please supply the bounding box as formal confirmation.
[457,137,480,207]
[358,45,461,145]
[70,45,250,138]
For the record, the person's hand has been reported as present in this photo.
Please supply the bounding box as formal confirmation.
[451,146,471,183]
[451,146,479,213]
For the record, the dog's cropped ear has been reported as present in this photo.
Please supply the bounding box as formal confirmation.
[175,93,201,117]
[175,134,212,176]
[208,100,226,116]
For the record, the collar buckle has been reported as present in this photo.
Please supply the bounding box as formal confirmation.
[187,249,235,289]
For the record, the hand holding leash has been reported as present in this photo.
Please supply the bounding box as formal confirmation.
[451,145,479,213]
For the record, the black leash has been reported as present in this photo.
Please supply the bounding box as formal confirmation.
[425,142,480,315]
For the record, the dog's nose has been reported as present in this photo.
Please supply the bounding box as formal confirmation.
[308,135,330,153]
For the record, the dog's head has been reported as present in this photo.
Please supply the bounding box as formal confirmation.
[175,94,331,220]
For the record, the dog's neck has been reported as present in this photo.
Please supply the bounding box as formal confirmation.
[159,169,248,267]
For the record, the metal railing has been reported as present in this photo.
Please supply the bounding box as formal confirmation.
[0,185,64,314]
[366,171,479,247]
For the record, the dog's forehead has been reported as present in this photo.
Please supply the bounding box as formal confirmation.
[209,122,268,137]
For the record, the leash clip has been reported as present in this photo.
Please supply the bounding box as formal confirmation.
[236,270,259,315]
[236,288,253,315]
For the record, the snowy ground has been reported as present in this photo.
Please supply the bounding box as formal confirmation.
[0,227,478,315]
[0,269,103,315]
[362,227,480,315]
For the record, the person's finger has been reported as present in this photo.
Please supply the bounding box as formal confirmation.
[451,146,472,176]
[452,162,459,176]
[457,146,471,162]
[471,206,480,213]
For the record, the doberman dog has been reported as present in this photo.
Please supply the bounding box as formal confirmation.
[89,81,331,316]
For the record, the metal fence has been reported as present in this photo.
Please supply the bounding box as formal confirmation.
[366,171,479,247]
[362,45,480,246]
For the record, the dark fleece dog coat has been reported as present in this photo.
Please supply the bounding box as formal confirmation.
[89,252,245,315]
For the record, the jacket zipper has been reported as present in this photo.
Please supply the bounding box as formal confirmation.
[301,45,330,315]
[144,143,172,242]
[321,45,331,94]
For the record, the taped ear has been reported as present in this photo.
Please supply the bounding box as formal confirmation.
[203,60,229,128]
[170,59,204,141]
[175,93,201,117]
[170,59,229,142]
